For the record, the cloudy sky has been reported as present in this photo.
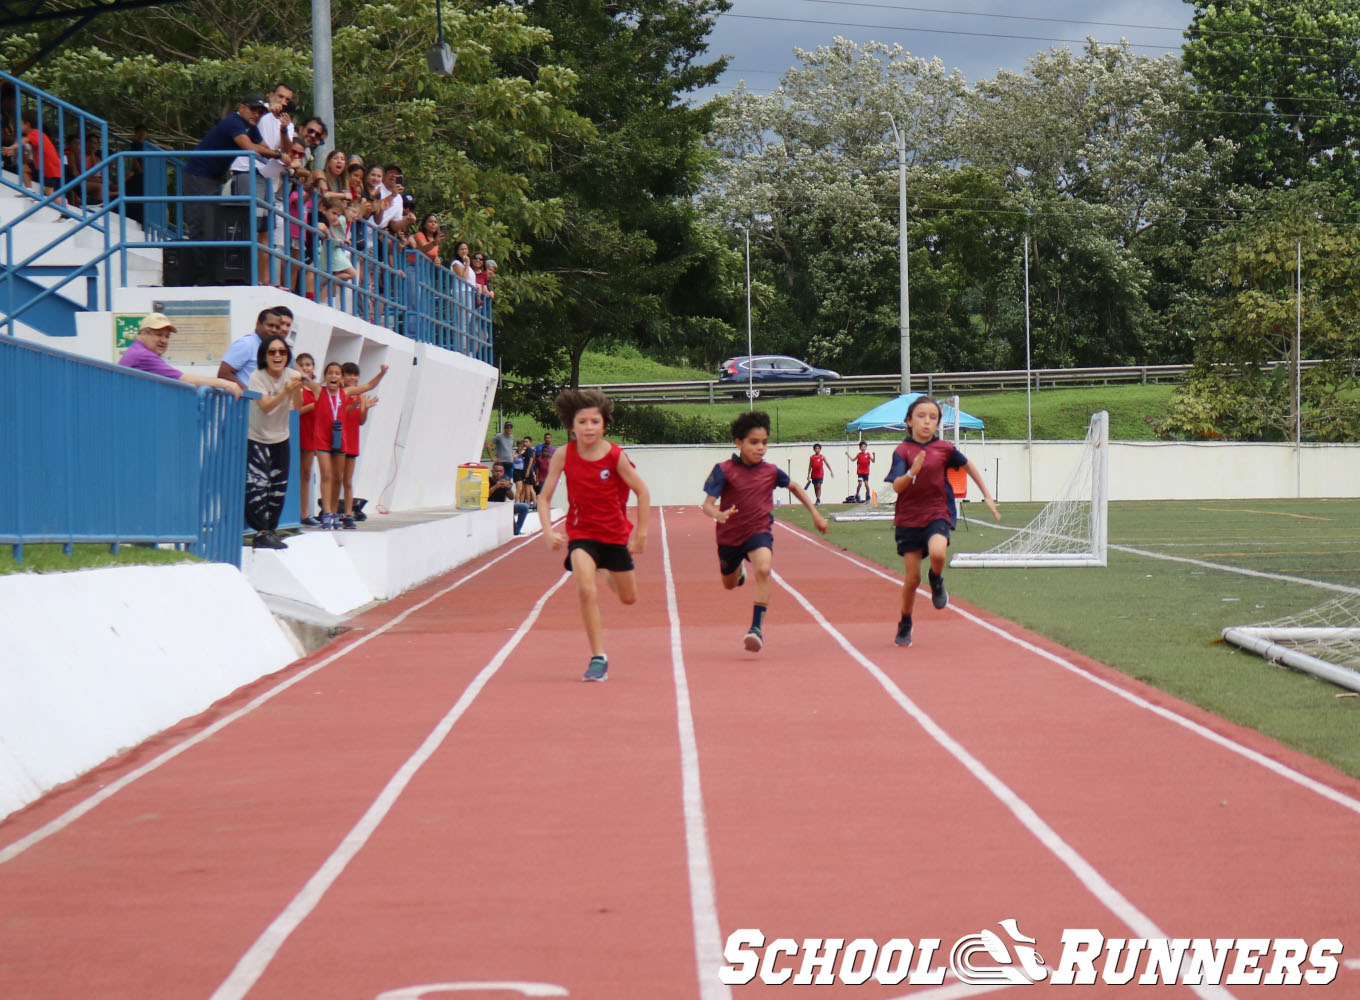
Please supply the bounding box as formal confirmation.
[696,0,1196,98]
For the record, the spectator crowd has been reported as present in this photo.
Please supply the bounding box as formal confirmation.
[117,305,386,550]
[3,83,500,310]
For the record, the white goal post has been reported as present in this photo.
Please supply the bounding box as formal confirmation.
[951,410,1109,569]
[1222,608,1360,694]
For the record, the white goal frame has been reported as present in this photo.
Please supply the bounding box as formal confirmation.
[952,410,1109,569]
[1221,626,1360,694]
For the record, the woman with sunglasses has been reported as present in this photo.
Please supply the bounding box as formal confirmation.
[246,335,305,550]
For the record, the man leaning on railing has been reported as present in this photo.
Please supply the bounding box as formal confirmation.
[118,313,243,398]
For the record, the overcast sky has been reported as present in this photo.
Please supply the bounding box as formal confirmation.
[696,0,1196,99]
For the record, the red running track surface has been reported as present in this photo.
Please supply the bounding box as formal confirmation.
[2,506,1359,999]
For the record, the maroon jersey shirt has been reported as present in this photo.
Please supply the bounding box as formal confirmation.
[886,438,966,528]
[704,455,790,546]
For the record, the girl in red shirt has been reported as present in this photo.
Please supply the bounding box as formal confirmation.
[294,353,322,526]
[537,389,651,682]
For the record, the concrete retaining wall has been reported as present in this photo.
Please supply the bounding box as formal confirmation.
[0,563,298,819]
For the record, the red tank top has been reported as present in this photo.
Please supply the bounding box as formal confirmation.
[564,441,634,545]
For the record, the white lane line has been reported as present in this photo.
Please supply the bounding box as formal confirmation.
[209,572,572,1000]
[0,532,546,866]
[782,523,1360,818]
[773,568,1236,1000]
[659,508,731,1000]
[960,514,1360,596]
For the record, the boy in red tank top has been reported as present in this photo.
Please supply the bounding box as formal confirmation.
[537,389,652,682]
[704,411,828,652]
[805,442,833,504]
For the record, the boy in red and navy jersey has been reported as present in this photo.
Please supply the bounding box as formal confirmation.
[885,395,999,647]
[703,411,829,653]
[538,389,651,682]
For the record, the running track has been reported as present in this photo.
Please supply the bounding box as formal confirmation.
[2,507,1359,999]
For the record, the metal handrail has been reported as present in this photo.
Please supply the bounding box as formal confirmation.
[583,361,1327,403]
[1,149,493,361]
[1,69,110,222]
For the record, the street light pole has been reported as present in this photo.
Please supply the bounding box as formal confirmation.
[311,0,334,163]
[741,223,754,411]
[884,112,910,395]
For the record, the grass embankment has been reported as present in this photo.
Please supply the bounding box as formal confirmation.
[499,350,1177,444]
[0,544,201,576]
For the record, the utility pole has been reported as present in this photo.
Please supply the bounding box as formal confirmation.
[312,0,334,163]
[883,112,910,395]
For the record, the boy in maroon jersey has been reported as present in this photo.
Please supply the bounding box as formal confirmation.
[885,396,999,647]
[703,411,829,653]
[538,389,651,682]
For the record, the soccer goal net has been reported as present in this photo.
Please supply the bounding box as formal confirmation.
[1222,596,1360,694]
[951,410,1109,569]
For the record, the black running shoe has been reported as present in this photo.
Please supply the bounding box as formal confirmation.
[894,618,912,646]
[929,572,948,610]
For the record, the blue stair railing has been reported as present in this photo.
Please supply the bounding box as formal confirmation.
[1,69,110,223]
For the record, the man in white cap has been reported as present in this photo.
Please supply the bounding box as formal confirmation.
[118,313,243,397]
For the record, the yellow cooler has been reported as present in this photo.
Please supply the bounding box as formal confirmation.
[456,463,489,509]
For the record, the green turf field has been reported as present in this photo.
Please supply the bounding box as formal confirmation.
[777,498,1360,778]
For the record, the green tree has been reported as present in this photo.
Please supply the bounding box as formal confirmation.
[702,39,970,374]
[1183,0,1360,197]
[494,0,732,399]
[1157,184,1360,441]
[957,41,1234,366]
[8,0,590,300]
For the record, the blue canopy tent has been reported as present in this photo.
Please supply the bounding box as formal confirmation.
[833,393,986,519]
[844,393,985,435]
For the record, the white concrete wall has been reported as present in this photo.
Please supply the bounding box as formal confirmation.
[0,563,297,820]
[56,286,500,510]
[624,439,1360,507]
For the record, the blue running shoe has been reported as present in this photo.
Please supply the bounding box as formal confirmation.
[583,656,608,682]
[743,626,763,652]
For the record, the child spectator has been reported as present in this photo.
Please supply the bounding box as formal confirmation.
[313,361,347,529]
[294,352,322,527]
[847,439,875,502]
[537,389,651,682]
[805,442,832,504]
[322,200,357,305]
[246,335,304,549]
[533,432,555,493]
[313,359,388,529]
[338,361,378,528]
[0,110,61,196]
[517,435,537,507]
[885,395,1000,647]
[703,411,828,652]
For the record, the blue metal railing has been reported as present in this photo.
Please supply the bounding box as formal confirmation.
[1,70,110,222]
[2,149,493,363]
[0,334,255,566]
